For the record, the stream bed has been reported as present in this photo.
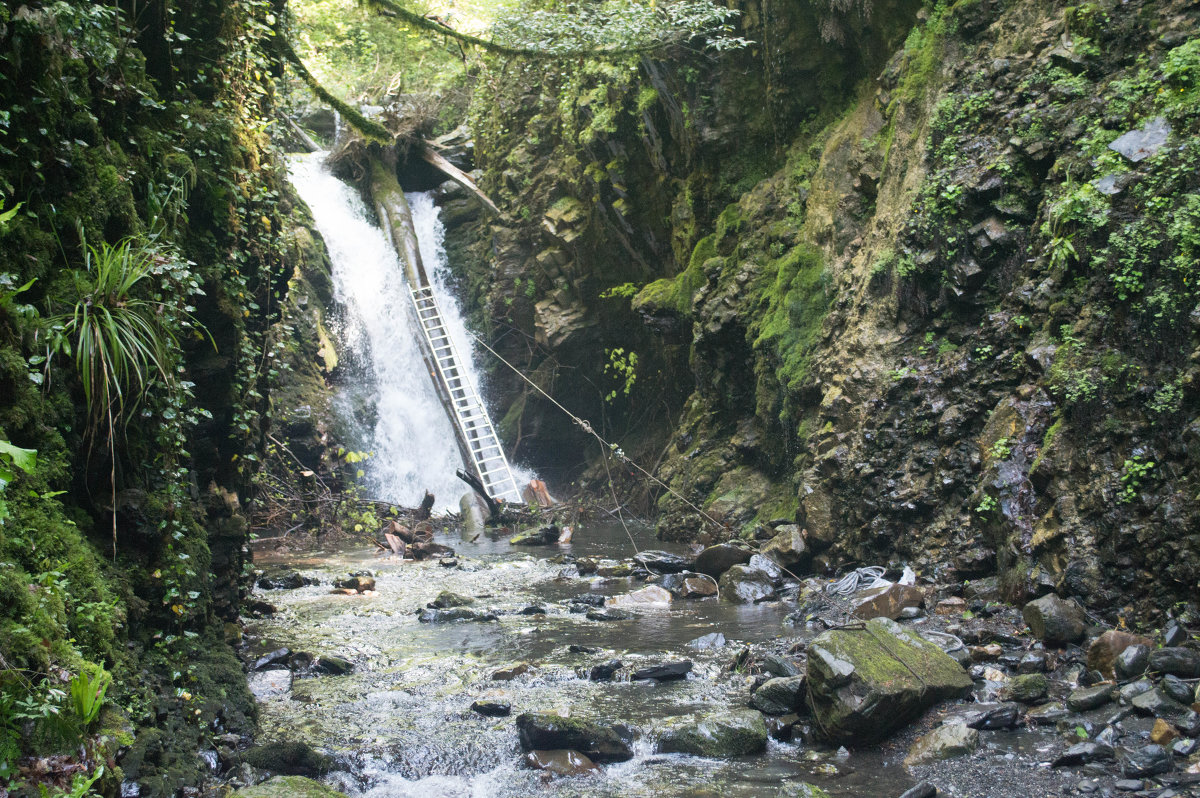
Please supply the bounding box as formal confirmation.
[244,521,920,797]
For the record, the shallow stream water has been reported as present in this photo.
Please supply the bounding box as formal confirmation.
[246,522,920,797]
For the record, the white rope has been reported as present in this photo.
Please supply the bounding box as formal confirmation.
[825,566,887,596]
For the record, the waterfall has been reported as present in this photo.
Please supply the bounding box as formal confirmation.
[286,153,510,511]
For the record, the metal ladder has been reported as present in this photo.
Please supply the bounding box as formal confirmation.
[409,284,523,504]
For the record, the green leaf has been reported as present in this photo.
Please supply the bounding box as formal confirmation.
[0,440,37,475]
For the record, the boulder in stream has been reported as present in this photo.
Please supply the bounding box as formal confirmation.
[751,676,806,715]
[1086,630,1153,679]
[241,742,334,776]
[806,618,973,744]
[418,607,497,623]
[848,582,925,621]
[471,699,512,717]
[257,571,317,590]
[655,710,768,757]
[247,669,293,700]
[1022,593,1086,645]
[693,543,752,578]
[510,526,558,546]
[904,723,978,766]
[515,712,633,762]
[231,776,348,798]
[634,550,693,573]
[523,749,600,776]
[606,585,672,609]
[760,525,810,572]
[718,565,775,603]
[429,590,474,608]
[631,661,692,681]
[333,574,375,593]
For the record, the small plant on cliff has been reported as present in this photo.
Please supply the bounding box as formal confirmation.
[604,348,639,402]
[1118,456,1155,504]
[47,236,177,434]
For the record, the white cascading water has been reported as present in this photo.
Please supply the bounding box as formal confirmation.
[286,152,515,511]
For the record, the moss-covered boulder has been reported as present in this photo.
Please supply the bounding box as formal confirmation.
[232,776,348,798]
[806,618,973,744]
[654,710,768,757]
[241,741,335,776]
[515,712,633,762]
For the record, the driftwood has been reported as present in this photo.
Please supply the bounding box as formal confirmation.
[420,144,500,216]
[369,157,429,285]
[280,114,322,154]
[456,468,501,520]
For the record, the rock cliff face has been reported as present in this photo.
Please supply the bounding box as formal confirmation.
[448,0,1200,620]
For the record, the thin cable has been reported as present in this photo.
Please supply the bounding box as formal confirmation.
[468,331,727,532]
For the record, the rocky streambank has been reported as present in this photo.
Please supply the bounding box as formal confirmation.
[206,522,1200,798]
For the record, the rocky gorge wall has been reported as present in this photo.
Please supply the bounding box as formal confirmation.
[446,0,1200,622]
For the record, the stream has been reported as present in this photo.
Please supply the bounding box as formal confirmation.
[246,523,915,797]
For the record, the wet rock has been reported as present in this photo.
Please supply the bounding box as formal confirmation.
[1022,594,1086,646]
[595,561,634,578]
[760,525,810,572]
[747,554,784,582]
[509,527,557,546]
[760,654,801,678]
[934,597,967,615]
[523,749,600,776]
[655,710,768,757]
[1162,619,1188,647]
[429,591,474,608]
[1148,647,1200,677]
[409,541,454,560]
[631,661,692,681]
[470,700,511,717]
[586,608,633,622]
[256,571,316,590]
[1150,717,1179,745]
[764,713,800,742]
[964,703,1021,730]
[1131,688,1189,720]
[1052,741,1115,767]
[679,576,718,599]
[333,575,375,592]
[1002,673,1048,704]
[718,565,775,603]
[849,582,925,621]
[1119,743,1171,777]
[589,659,623,681]
[1174,738,1200,759]
[606,585,672,608]
[1179,710,1200,736]
[313,656,353,676]
[969,644,1002,662]
[241,742,334,777]
[253,648,291,671]
[1019,652,1048,673]
[904,723,979,766]
[634,550,693,573]
[693,543,752,578]
[1087,631,1154,679]
[568,644,600,654]
[1112,780,1143,792]
[1162,674,1194,705]
[1116,645,1151,681]
[1026,702,1069,725]
[519,605,546,615]
[246,599,277,616]
[1109,116,1171,163]
[686,632,726,651]
[751,676,806,715]
[571,593,607,608]
[1067,685,1114,712]
[230,775,347,798]
[247,670,293,700]
[806,618,973,744]
[1119,679,1154,703]
[515,712,633,763]
[417,607,496,623]
[897,784,937,798]
[492,662,530,681]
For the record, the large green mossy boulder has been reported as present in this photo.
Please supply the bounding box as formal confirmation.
[806,618,973,744]
[232,776,348,798]
[655,709,768,757]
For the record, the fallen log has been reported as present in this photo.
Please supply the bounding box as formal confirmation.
[420,144,500,216]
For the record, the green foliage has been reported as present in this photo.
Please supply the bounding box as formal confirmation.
[603,348,639,402]
[988,437,1012,461]
[67,668,110,731]
[752,243,828,396]
[48,237,178,433]
[975,494,997,515]
[599,282,640,300]
[1118,456,1155,504]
